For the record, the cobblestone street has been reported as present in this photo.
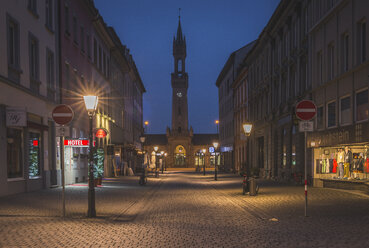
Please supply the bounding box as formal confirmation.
[1,172,369,247]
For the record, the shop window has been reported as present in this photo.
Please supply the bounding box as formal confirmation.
[327,101,336,127]
[356,89,368,121]
[317,106,324,129]
[28,132,41,178]
[340,96,351,125]
[7,128,23,179]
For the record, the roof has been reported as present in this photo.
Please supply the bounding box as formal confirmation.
[144,134,168,145]
[215,40,256,87]
[192,134,219,146]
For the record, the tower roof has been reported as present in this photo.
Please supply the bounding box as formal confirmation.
[174,16,185,45]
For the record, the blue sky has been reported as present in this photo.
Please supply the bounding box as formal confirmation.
[94,0,280,133]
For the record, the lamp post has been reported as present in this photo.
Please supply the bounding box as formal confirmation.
[160,151,164,174]
[83,95,98,218]
[242,123,253,175]
[154,146,158,177]
[164,152,167,171]
[139,135,146,169]
[215,120,219,134]
[202,149,206,175]
[213,141,219,181]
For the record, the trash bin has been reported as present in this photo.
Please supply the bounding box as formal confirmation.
[249,178,257,196]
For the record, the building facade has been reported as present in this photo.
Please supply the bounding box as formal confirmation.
[242,0,311,180]
[0,0,59,196]
[0,0,145,196]
[216,41,255,173]
[307,0,369,186]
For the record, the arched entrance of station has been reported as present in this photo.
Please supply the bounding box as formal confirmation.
[174,145,186,167]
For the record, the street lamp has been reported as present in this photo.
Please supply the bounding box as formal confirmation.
[164,153,167,171]
[83,95,98,218]
[215,120,219,134]
[202,148,206,175]
[242,123,253,175]
[213,141,219,181]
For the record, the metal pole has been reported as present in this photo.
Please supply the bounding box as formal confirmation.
[304,130,308,217]
[60,135,65,218]
[87,115,96,217]
[215,152,218,180]
[203,153,205,175]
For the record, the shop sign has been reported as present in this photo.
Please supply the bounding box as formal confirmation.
[95,128,108,138]
[64,139,95,147]
[209,147,215,153]
[6,107,27,127]
[307,123,369,148]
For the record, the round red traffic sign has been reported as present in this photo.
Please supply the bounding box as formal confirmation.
[295,100,317,121]
[52,104,74,125]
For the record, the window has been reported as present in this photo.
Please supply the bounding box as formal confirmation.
[29,33,40,93]
[7,128,23,179]
[359,21,366,63]
[328,44,334,80]
[317,51,323,85]
[327,101,336,127]
[87,34,91,58]
[340,96,351,125]
[73,16,78,44]
[7,14,21,82]
[28,132,41,178]
[99,46,102,70]
[45,0,53,30]
[103,51,106,75]
[28,0,38,16]
[342,33,349,72]
[178,59,182,72]
[317,106,324,129]
[80,27,85,52]
[93,38,97,65]
[64,4,70,34]
[356,89,368,121]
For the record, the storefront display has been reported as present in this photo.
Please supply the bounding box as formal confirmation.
[314,145,369,181]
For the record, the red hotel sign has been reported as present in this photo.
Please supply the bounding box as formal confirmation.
[64,139,95,147]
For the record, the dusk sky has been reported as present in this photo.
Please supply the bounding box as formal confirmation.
[94,0,280,134]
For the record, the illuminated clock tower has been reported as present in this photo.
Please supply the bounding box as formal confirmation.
[171,15,189,135]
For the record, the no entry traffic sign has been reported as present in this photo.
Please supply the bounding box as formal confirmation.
[52,104,74,125]
[295,100,316,121]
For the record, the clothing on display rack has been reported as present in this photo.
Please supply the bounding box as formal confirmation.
[332,159,337,173]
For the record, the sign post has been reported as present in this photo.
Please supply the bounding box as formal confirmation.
[52,105,74,218]
[296,100,316,217]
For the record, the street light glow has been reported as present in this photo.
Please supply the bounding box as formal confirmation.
[242,123,253,136]
[154,146,158,152]
[213,142,219,149]
[83,95,98,113]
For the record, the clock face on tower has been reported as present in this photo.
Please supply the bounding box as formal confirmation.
[177,92,182,98]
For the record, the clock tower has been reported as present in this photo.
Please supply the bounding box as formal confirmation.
[171,15,189,135]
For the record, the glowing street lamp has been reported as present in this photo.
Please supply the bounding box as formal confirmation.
[83,95,98,218]
[215,120,219,134]
[242,123,253,136]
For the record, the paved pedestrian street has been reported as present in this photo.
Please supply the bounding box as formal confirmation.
[1,172,369,247]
